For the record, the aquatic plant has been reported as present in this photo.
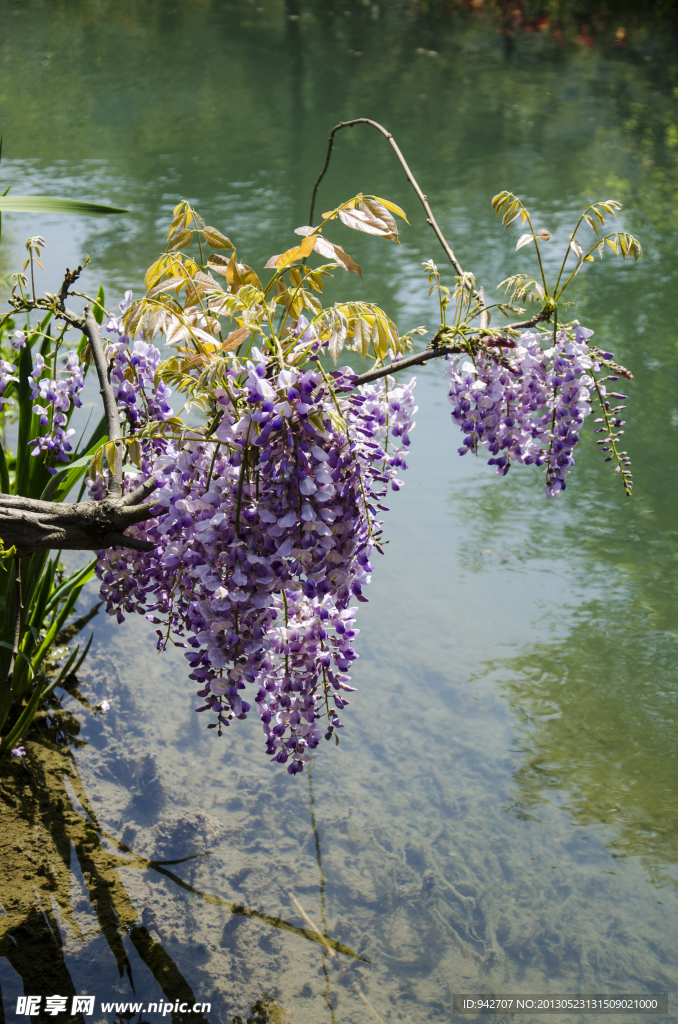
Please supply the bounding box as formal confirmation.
[0,121,637,772]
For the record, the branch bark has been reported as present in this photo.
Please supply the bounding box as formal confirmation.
[81,306,124,499]
[0,292,160,555]
[0,482,159,557]
[352,343,463,386]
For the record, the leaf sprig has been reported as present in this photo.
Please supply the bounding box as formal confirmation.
[490,191,639,495]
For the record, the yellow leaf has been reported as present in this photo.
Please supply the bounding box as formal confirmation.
[373,196,409,223]
[265,234,317,270]
[167,212,188,238]
[203,226,234,250]
[128,438,142,468]
[104,442,119,476]
[144,256,171,291]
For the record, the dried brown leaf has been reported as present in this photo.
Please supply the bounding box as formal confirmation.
[166,228,193,252]
[146,276,186,299]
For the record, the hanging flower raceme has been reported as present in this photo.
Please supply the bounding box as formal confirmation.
[445,324,603,496]
[85,189,635,773]
[94,316,416,774]
[2,188,638,769]
[0,358,18,409]
[105,293,174,429]
[28,350,86,472]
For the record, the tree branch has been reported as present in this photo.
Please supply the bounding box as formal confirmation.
[351,344,463,387]
[0,493,159,557]
[309,118,480,299]
[81,306,124,499]
[33,278,124,499]
[350,309,552,388]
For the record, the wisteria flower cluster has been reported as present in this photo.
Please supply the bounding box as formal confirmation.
[106,292,174,430]
[94,310,416,773]
[445,324,628,496]
[0,357,18,410]
[28,350,86,472]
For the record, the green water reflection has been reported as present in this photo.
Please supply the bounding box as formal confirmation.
[2,0,678,1016]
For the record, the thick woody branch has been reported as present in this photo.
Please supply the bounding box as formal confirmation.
[0,491,159,557]
[27,285,124,499]
[352,344,463,386]
[5,290,161,554]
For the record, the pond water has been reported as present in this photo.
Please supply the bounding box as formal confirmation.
[1,2,678,1022]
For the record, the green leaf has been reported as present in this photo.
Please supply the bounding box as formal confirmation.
[0,642,34,677]
[44,560,96,616]
[0,196,128,214]
[93,284,106,325]
[38,428,108,503]
[0,441,9,494]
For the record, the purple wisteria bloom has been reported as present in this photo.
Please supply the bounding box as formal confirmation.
[28,350,85,472]
[94,321,416,775]
[445,325,595,496]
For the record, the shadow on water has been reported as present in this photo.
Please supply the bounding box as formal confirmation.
[0,686,362,1023]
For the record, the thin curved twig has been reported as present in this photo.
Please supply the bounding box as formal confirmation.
[309,118,475,289]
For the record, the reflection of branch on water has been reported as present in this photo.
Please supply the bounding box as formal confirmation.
[0,699,363,1024]
[133,857,366,962]
[0,703,211,1023]
[285,891,335,957]
[308,759,336,1023]
[352,982,385,1024]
